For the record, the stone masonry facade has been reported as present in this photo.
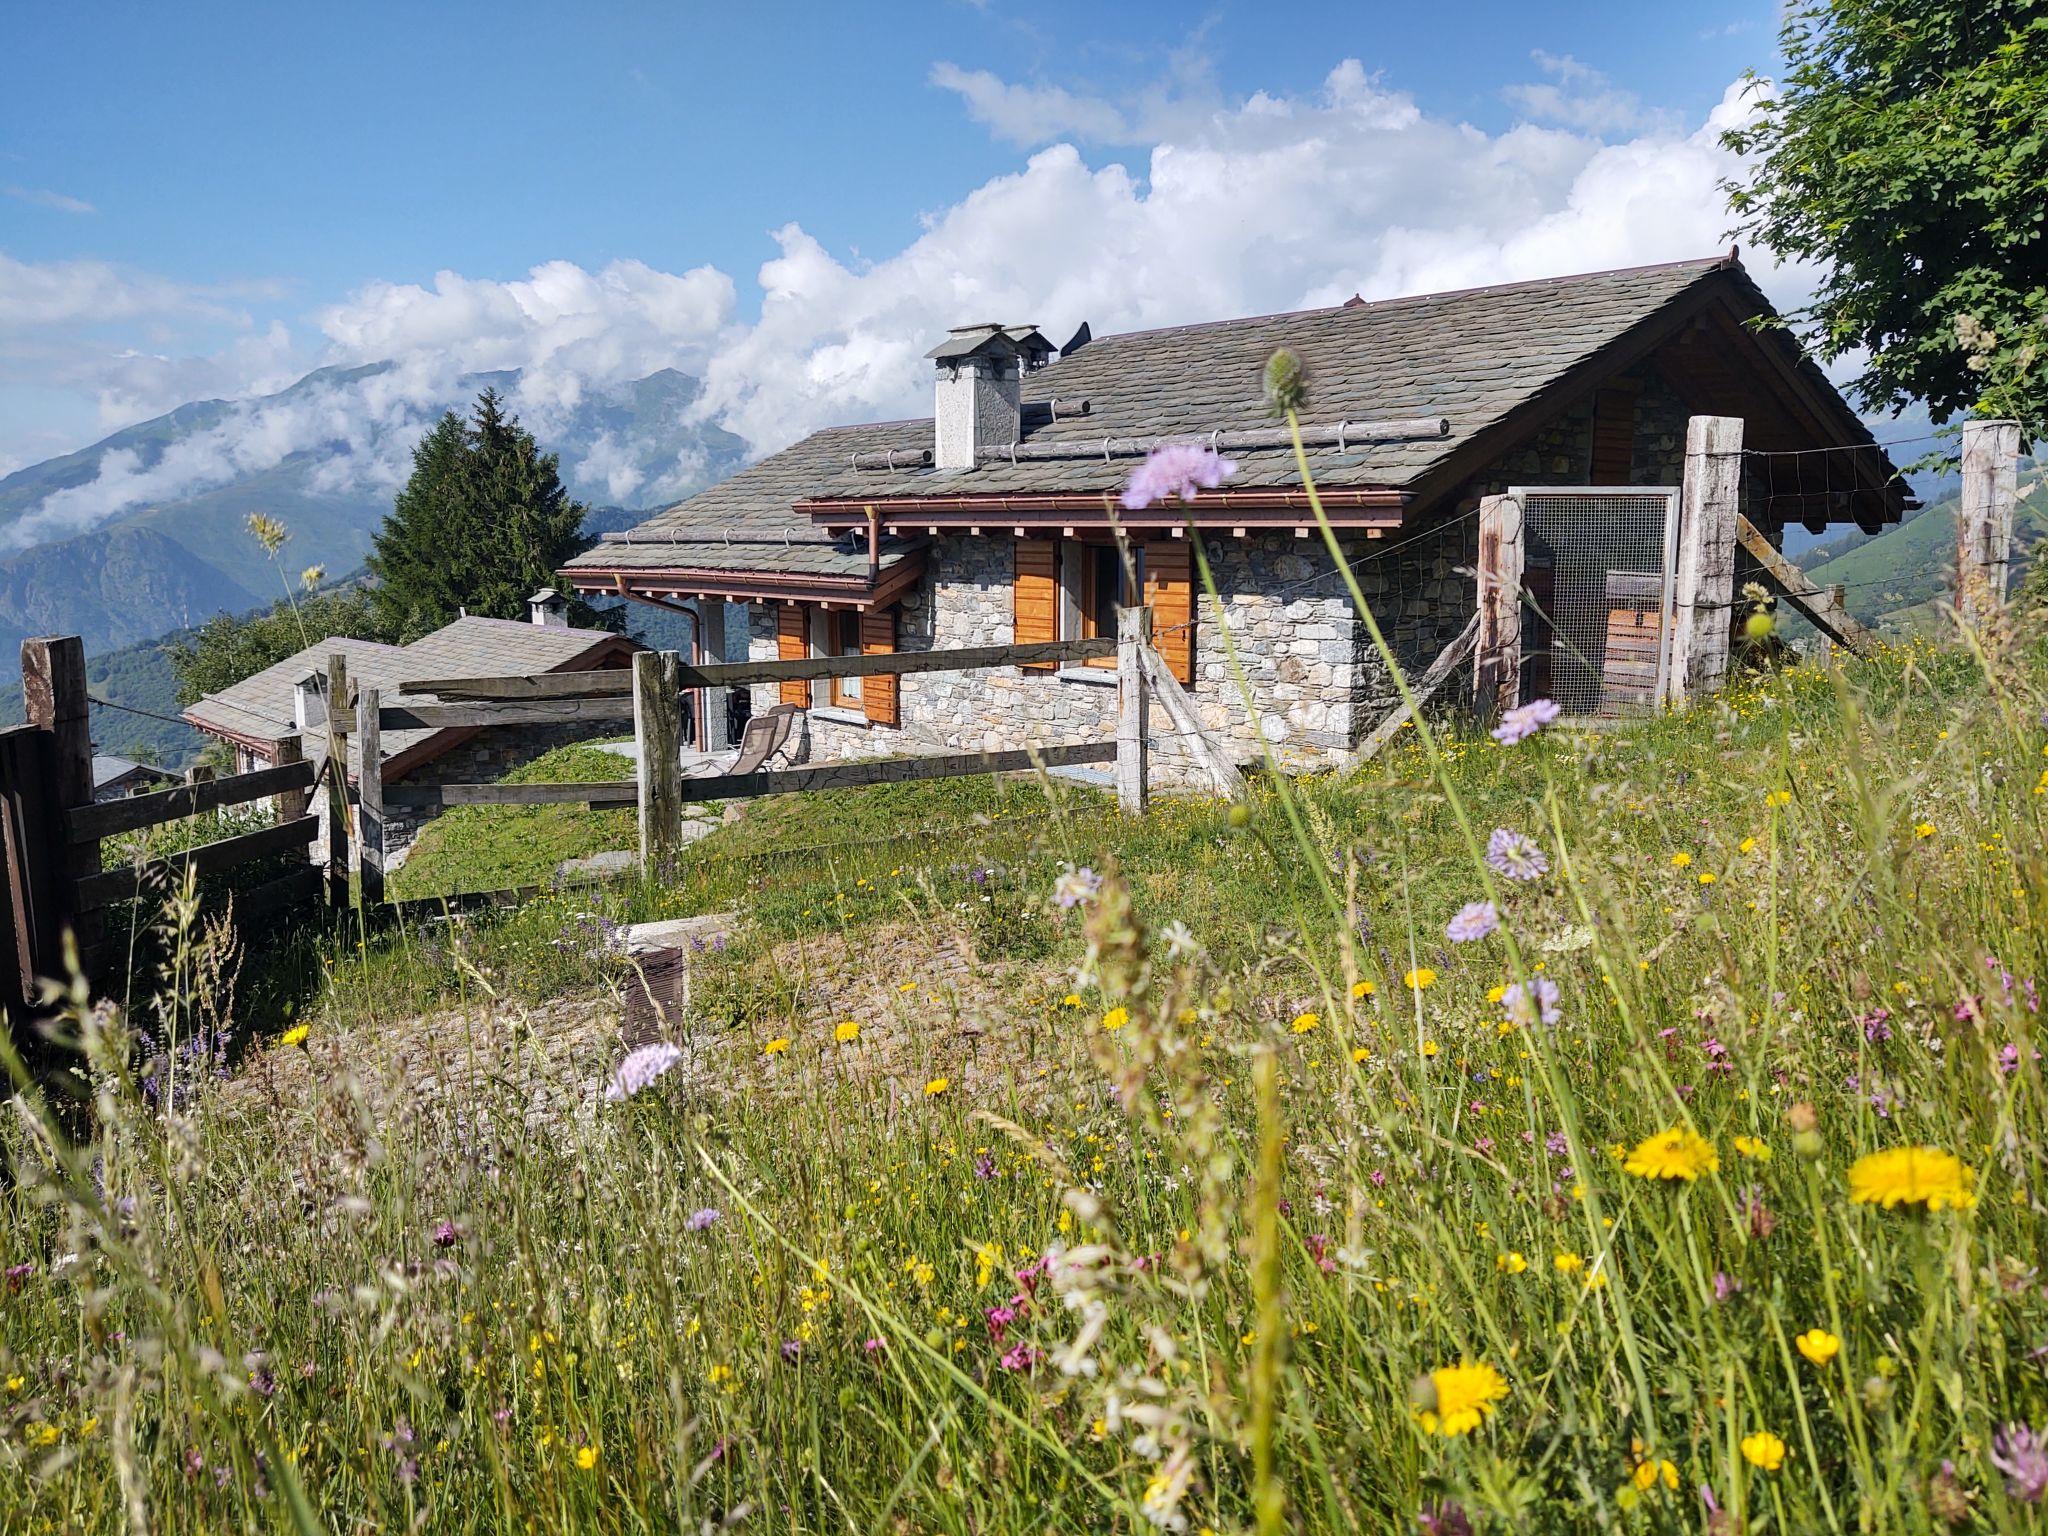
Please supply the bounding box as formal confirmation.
[748,363,1698,788]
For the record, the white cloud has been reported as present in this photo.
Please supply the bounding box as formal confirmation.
[929,62,1135,146]
[1501,51,1666,134]
[0,251,275,332]
[3,185,96,215]
[6,56,1808,545]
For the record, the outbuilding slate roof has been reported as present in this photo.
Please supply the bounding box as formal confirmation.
[562,421,930,581]
[182,616,632,775]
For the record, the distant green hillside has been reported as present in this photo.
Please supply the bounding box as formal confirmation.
[1805,464,2044,629]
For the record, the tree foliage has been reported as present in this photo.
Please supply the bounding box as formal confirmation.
[166,587,386,707]
[1723,0,2048,439]
[367,390,593,641]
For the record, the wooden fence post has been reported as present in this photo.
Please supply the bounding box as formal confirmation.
[355,687,384,906]
[635,649,685,876]
[21,636,97,964]
[273,735,309,848]
[324,652,352,909]
[1958,418,2021,629]
[1668,415,1744,705]
[1116,607,1151,816]
[0,724,62,1009]
[1472,493,1523,718]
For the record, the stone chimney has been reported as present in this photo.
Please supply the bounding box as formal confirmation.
[292,670,325,732]
[529,587,569,627]
[928,324,1054,470]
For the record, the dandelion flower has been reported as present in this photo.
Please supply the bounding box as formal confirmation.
[1446,901,1499,944]
[1403,967,1437,991]
[1491,698,1561,745]
[1913,822,1936,839]
[1794,1329,1840,1366]
[1351,1047,1370,1063]
[1101,1007,1130,1032]
[1623,1127,1719,1182]
[924,1077,951,1097]
[605,1042,686,1102]
[764,1037,791,1056]
[1485,827,1549,882]
[279,1024,310,1048]
[1119,441,1238,510]
[834,1021,861,1044]
[1411,1360,1509,1436]
[1846,1146,1977,1211]
[1739,1431,1786,1472]
[1290,1011,1319,1034]
[1670,851,1693,869]
[1351,979,1376,999]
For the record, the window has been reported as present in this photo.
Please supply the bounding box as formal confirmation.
[811,608,863,709]
[1062,539,1142,668]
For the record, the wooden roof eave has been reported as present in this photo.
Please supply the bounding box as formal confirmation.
[798,488,1409,532]
[561,549,929,610]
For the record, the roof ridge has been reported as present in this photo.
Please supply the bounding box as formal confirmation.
[1078,251,1738,350]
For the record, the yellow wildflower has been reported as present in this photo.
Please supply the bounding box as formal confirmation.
[1670,851,1692,869]
[763,1037,790,1056]
[279,1024,309,1048]
[834,1021,861,1043]
[1289,1011,1319,1035]
[1412,1360,1509,1437]
[1794,1328,1840,1366]
[1740,1431,1786,1472]
[1553,1251,1583,1274]
[924,1077,951,1097]
[1101,1006,1130,1032]
[575,1445,599,1470]
[1496,1251,1528,1275]
[1913,822,1935,839]
[1351,979,1376,999]
[1846,1146,1976,1211]
[1403,967,1437,990]
[1733,1135,1770,1161]
[1623,1127,1719,1182]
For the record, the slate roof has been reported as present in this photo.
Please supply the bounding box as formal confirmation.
[182,616,631,776]
[93,755,172,793]
[562,421,931,580]
[812,256,1737,501]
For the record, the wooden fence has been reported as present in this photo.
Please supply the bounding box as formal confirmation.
[0,610,1239,1022]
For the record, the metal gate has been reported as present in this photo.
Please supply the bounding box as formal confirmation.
[1512,486,1679,718]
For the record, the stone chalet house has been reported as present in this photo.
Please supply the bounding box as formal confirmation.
[561,254,1905,783]
[181,593,638,859]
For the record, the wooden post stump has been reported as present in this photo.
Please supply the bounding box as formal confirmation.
[1473,492,1524,718]
[635,650,686,877]
[1668,415,1744,704]
[1958,418,2021,629]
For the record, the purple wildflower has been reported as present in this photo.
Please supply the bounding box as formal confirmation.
[1418,1502,1474,1536]
[985,1305,1018,1341]
[1445,900,1499,944]
[1052,863,1103,910]
[4,1261,32,1292]
[1491,698,1561,745]
[1991,1422,2048,1504]
[432,1220,462,1249]
[998,1341,1042,1371]
[1119,441,1238,511]
[1712,1270,1740,1303]
[1503,975,1562,1027]
[973,1151,998,1180]
[605,1042,686,1102]
[1485,827,1549,882]
[780,1339,803,1362]
[1545,1131,1570,1156]
[863,1337,886,1355]
[687,1208,722,1231]
[1859,1007,1893,1043]
[1999,1043,2023,1075]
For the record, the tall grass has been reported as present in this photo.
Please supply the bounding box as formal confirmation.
[5,610,2047,1531]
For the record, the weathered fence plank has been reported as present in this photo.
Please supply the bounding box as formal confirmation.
[677,740,1116,803]
[67,759,316,842]
[1345,613,1480,770]
[324,652,352,909]
[1669,415,1744,703]
[1138,644,1245,801]
[1958,417,2021,628]
[357,687,385,906]
[1472,492,1524,718]
[0,724,62,1003]
[378,697,639,730]
[384,781,637,810]
[74,815,320,911]
[22,636,97,955]
[402,636,1121,701]
[1732,516,1875,656]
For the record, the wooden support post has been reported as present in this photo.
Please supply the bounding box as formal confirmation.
[635,649,685,877]
[1138,644,1245,801]
[0,724,62,1008]
[355,687,384,907]
[21,636,97,963]
[1116,606,1151,816]
[273,735,309,844]
[1668,415,1744,704]
[323,652,351,909]
[696,599,732,752]
[1472,493,1524,717]
[1958,418,2021,629]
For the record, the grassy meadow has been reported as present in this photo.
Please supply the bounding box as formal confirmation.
[5,615,2048,1533]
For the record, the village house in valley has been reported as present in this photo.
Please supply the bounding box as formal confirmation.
[562,254,1906,782]
[181,594,638,860]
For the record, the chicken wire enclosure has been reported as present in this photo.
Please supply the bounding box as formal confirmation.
[1511,486,1680,718]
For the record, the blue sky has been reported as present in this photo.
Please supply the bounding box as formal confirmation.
[1,0,1790,487]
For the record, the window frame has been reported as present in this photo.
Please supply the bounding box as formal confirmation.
[810,607,865,711]
[1058,536,1142,670]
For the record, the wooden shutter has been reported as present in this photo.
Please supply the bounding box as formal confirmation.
[776,604,810,708]
[1143,538,1195,685]
[1013,538,1058,672]
[860,606,900,727]
[1590,385,1638,486]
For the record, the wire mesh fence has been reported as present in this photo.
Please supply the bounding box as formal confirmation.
[1515,487,1679,718]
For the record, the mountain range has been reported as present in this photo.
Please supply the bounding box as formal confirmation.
[0,363,750,680]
